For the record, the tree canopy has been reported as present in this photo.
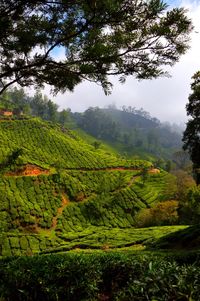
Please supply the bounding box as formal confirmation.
[0,0,192,95]
[183,72,200,184]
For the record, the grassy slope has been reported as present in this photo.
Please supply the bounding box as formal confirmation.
[76,125,158,161]
[0,118,181,256]
[74,127,120,156]
[149,224,200,250]
[0,118,152,169]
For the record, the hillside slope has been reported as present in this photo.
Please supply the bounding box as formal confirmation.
[0,118,178,256]
[73,107,183,160]
[0,118,152,169]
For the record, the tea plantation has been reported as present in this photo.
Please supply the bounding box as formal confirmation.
[0,118,152,169]
[0,118,181,256]
[1,118,199,301]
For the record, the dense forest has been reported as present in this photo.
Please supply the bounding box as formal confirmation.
[73,106,185,161]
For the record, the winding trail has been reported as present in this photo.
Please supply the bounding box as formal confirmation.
[5,163,160,177]
[6,165,160,230]
[51,195,69,229]
[65,167,160,174]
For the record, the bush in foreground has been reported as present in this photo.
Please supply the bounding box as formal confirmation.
[0,252,200,301]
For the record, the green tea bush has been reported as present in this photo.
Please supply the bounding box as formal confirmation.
[0,119,153,170]
[0,253,200,301]
[0,118,179,258]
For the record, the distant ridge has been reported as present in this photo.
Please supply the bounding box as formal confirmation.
[73,107,182,160]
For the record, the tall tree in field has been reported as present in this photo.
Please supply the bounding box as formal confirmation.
[0,90,12,110]
[47,100,58,122]
[183,72,200,184]
[0,0,192,95]
[59,109,71,126]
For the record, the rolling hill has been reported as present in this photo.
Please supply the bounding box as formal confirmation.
[0,117,181,256]
[73,107,183,161]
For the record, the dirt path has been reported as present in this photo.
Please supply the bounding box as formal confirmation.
[65,166,142,172]
[128,175,140,187]
[5,163,160,177]
[6,164,50,176]
[27,195,69,235]
[65,166,160,173]
[51,194,69,229]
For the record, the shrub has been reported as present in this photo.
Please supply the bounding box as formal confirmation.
[135,200,179,227]
[179,185,200,224]
[1,253,200,301]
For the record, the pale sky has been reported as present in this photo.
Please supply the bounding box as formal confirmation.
[42,0,200,123]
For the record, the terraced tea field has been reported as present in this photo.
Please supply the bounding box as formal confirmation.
[0,118,179,256]
[0,118,152,169]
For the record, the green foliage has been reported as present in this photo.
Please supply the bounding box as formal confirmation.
[0,118,153,169]
[0,159,181,256]
[0,0,192,94]
[172,150,191,170]
[0,174,63,234]
[174,170,196,199]
[179,185,200,224]
[150,224,200,250]
[1,252,200,301]
[135,200,179,227]
[3,148,23,169]
[92,141,101,150]
[131,170,177,205]
[183,71,200,184]
[74,107,183,160]
[140,166,149,185]
[0,118,180,256]
[0,225,185,256]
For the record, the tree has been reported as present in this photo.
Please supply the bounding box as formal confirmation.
[47,99,58,122]
[0,0,192,95]
[179,186,200,224]
[135,200,179,227]
[8,87,27,110]
[59,109,71,126]
[92,141,101,150]
[183,72,200,184]
[172,150,190,169]
[5,148,23,168]
[30,91,47,118]
[141,166,149,185]
[147,129,159,150]
[173,170,195,202]
[0,90,13,110]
